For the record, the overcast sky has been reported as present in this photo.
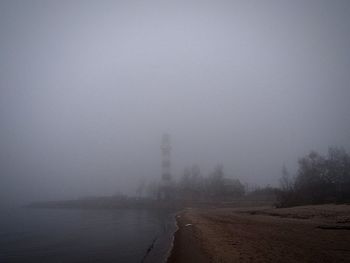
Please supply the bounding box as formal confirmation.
[1,0,349,205]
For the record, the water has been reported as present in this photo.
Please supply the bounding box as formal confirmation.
[0,207,176,263]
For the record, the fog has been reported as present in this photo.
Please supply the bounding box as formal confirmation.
[0,0,349,205]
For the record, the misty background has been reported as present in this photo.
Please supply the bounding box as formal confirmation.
[0,0,349,205]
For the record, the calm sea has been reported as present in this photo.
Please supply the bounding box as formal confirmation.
[0,207,176,263]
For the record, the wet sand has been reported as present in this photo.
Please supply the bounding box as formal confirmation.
[167,204,350,263]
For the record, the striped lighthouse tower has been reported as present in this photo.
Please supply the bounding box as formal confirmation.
[159,133,172,200]
[161,133,171,183]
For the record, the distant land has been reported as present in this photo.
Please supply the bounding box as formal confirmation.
[27,196,183,210]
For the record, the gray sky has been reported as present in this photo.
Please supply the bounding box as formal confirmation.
[1,0,349,204]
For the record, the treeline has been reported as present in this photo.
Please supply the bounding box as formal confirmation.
[176,165,245,201]
[144,165,245,201]
[277,147,350,207]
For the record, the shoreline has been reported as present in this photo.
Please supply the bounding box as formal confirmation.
[167,204,350,262]
[167,209,210,263]
[143,210,180,263]
[163,213,179,262]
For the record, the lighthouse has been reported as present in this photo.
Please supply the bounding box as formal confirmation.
[159,133,172,200]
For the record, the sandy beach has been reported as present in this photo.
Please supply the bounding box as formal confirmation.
[167,204,350,263]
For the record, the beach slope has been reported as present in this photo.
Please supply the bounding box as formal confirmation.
[168,204,350,263]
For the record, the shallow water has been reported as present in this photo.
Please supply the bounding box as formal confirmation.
[0,207,176,263]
